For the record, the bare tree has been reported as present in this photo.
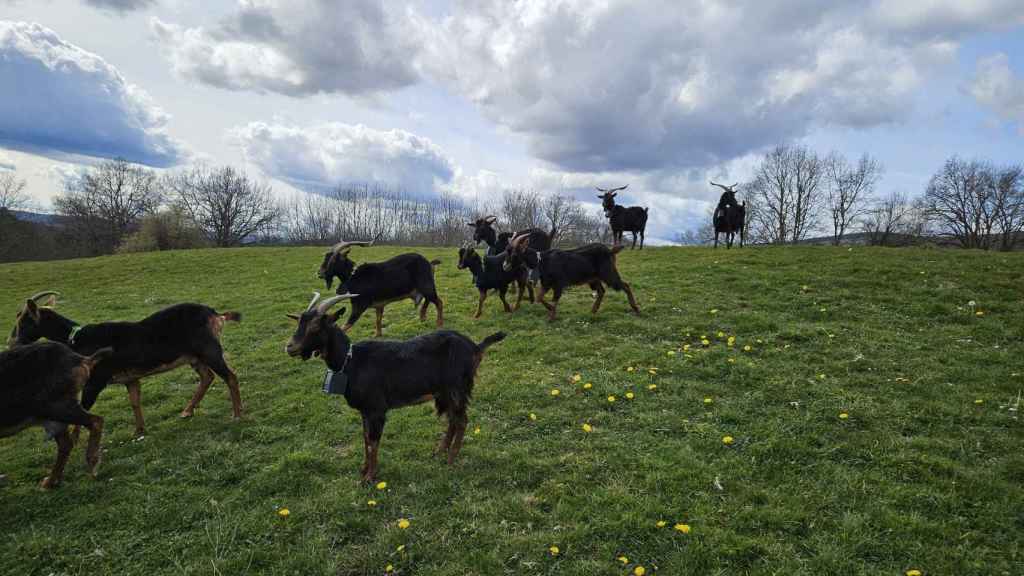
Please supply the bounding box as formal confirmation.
[0,171,30,210]
[746,144,825,244]
[168,165,277,247]
[54,158,163,255]
[499,189,544,232]
[825,153,880,245]
[862,191,912,246]
[991,165,1024,251]
[923,157,998,249]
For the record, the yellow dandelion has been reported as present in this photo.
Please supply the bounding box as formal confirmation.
[607,395,617,403]
[634,566,646,576]
[722,435,735,445]
[396,545,405,553]
[974,399,984,405]
[582,423,593,433]
[704,397,713,404]
[727,358,736,364]
[701,339,711,346]
[583,382,593,390]
[716,331,725,338]
[529,412,538,421]
[376,481,388,490]
[727,336,736,346]
[819,307,827,312]
[801,285,809,291]
[701,334,707,339]
[473,427,481,435]
[683,344,691,351]
[397,518,410,529]
[277,508,290,518]
[385,564,394,573]
[674,523,691,534]
[838,412,849,420]
[655,520,667,528]
[975,310,984,317]
[648,384,657,391]
[817,373,826,380]
[572,374,582,383]
[617,555,629,564]
[626,392,635,400]
[648,369,657,375]
[367,500,377,507]
[906,570,922,576]
[550,388,561,396]
[710,309,719,314]
[743,345,752,352]
[627,366,635,372]
[667,350,676,356]
[549,545,560,556]
[756,338,763,344]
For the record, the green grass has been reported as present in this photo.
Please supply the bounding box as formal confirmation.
[1,245,1022,576]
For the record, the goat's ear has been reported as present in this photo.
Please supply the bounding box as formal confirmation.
[467,221,476,226]
[327,308,346,324]
[285,313,300,321]
[24,299,40,321]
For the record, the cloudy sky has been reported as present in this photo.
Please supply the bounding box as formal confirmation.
[1,0,1022,242]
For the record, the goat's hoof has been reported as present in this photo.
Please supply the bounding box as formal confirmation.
[39,476,59,490]
[179,409,194,419]
[86,456,102,478]
[134,429,146,439]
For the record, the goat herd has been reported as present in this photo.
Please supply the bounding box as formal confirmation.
[1,183,740,490]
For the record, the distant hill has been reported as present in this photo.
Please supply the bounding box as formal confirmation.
[9,210,64,226]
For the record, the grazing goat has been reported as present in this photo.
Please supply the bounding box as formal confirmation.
[317,240,443,337]
[503,237,641,321]
[467,216,555,256]
[710,181,746,248]
[457,243,529,318]
[596,185,649,249]
[1,342,111,489]
[285,292,506,482]
[8,291,243,437]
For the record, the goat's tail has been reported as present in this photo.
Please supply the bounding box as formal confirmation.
[477,331,507,352]
[220,311,243,322]
[430,259,442,266]
[83,347,115,370]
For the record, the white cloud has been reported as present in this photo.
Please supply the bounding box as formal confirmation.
[0,150,14,171]
[0,21,187,166]
[84,0,156,13]
[969,53,1024,132]
[228,121,456,195]
[151,0,419,96]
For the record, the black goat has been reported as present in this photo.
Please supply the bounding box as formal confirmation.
[467,216,555,256]
[317,240,443,337]
[457,244,530,318]
[503,237,641,321]
[710,181,746,248]
[1,342,111,489]
[597,185,649,249]
[285,293,505,482]
[8,291,243,437]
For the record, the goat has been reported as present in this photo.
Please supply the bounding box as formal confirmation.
[317,240,443,337]
[710,181,746,248]
[503,237,641,321]
[596,185,649,249]
[285,292,506,482]
[456,243,529,318]
[8,291,243,437]
[1,342,112,489]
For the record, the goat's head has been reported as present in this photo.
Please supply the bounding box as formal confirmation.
[317,240,372,289]
[457,243,480,270]
[8,291,61,348]
[285,292,358,360]
[710,181,739,207]
[467,215,498,247]
[596,185,628,216]
[502,233,533,272]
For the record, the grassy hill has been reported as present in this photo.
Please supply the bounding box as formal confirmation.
[1,245,1022,576]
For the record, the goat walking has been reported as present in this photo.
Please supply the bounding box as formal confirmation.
[1,342,112,488]
[286,293,505,482]
[457,244,529,318]
[9,291,243,437]
[597,185,648,249]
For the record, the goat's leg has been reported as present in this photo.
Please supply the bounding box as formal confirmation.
[435,418,455,456]
[360,417,371,477]
[498,286,512,313]
[374,307,384,337]
[526,279,536,303]
[362,413,386,483]
[433,297,444,328]
[40,427,74,490]
[546,287,563,322]
[622,282,641,314]
[590,282,606,314]
[446,412,468,465]
[512,278,525,311]
[125,380,145,438]
[181,363,215,419]
[342,304,369,332]
[474,289,487,319]
[205,350,243,420]
[640,229,645,250]
[714,231,719,248]
[632,231,638,249]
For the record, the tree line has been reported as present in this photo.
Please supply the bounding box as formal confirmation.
[684,145,1023,250]
[0,159,608,262]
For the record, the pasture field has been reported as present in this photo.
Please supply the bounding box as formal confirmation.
[1,245,1022,576]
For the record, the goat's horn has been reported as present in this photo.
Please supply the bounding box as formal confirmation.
[29,291,60,304]
[306,292,322,311]
[333,240,373,254]
[484,215,497,223]
[316,293,358,314]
